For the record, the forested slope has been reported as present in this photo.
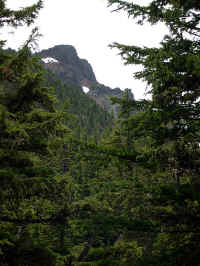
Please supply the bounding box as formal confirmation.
[43,69,113,137]
[1,0,200,266]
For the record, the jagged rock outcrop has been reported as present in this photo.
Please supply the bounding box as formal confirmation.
[87,84,133,114]
[38,45,96,89]
[37,45,134,115]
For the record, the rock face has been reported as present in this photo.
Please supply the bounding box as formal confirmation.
[37,45,134,114]
[88,84,133,115]
[38,45,97,88]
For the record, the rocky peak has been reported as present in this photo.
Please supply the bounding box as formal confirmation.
[37,45,134,115]
[39,45,78,64]
[38,45,97,88]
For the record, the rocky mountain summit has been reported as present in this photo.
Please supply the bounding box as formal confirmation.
[37,45,134,114]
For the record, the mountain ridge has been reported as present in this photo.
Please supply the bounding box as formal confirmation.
[37,44,134,115]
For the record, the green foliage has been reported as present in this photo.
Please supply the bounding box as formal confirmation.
[106,0,200,265]
[43,69,113,138]
[0,1,72,265]
[2,0,200,265]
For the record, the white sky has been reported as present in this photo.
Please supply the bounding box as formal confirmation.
[4,0,167,99]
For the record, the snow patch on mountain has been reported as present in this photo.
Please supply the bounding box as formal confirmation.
[82,86,90,94]
[42,57,59,64]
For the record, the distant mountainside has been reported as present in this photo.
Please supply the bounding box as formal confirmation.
[37,45,134,115]
[38,45,97,89]
[43,69,113,137]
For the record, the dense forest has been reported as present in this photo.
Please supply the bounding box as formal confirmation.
[43,69,114,138]
[0,0,200,265]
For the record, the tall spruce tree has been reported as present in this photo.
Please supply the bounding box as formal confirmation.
[0,1,70,265]
[107,0,200,265]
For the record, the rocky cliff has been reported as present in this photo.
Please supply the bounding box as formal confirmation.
[37,45,134,114]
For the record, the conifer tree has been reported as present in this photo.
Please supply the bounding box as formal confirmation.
[107,0,200,265]
[0,1,70,264]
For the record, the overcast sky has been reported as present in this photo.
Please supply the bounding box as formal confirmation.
[5,0,167,99]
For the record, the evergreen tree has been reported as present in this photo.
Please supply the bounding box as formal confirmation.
[0,1,70,265]
[107,0,200,265]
